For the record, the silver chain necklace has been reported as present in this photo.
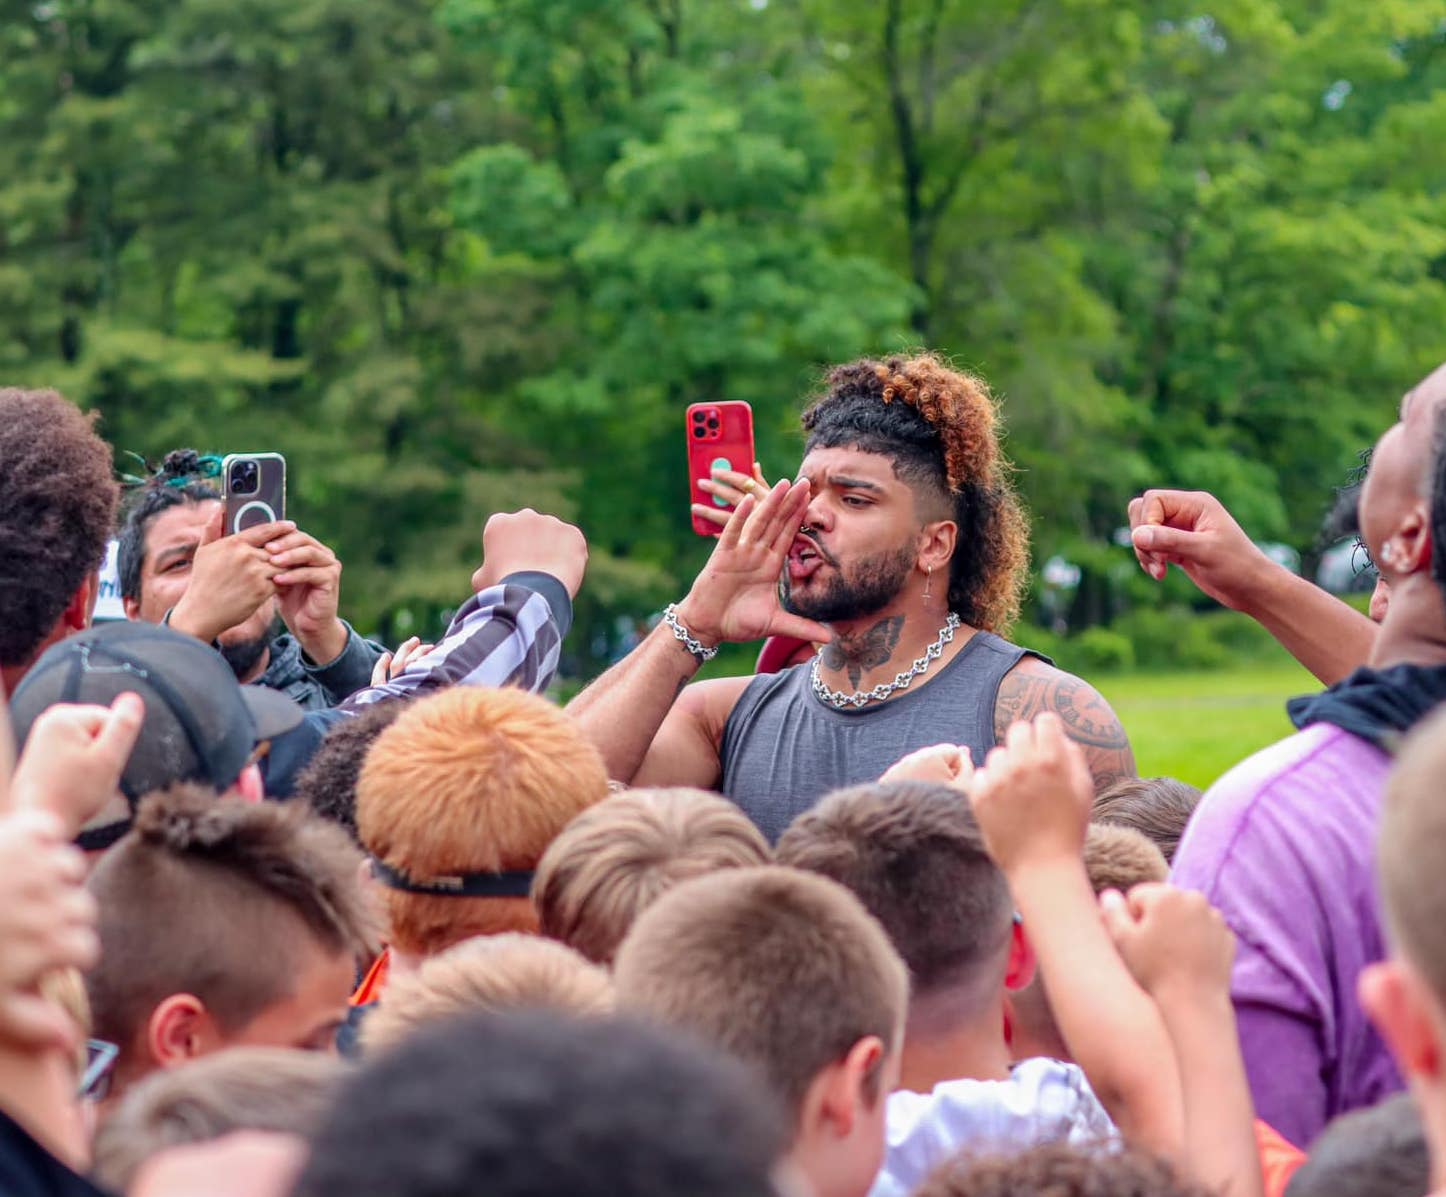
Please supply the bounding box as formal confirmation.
[810,612,962,710]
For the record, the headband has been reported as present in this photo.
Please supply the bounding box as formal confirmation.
[369,857,535,898]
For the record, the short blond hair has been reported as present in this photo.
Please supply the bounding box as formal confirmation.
[1082,824,1169,895]
[361,933,613,1053]
[532,788,770,964]
[1379,706,1446,1002]
[91,1048,345,1192]
[613,866,908,1123]
[357,688,609,956]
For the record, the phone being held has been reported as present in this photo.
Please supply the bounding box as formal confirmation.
[222,453,287,536]
[687,402,755,537]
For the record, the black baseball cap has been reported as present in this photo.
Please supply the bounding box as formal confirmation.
[9,621,303,805]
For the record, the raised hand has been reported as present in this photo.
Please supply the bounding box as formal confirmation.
[968,712,1093,874]
[267,528,348,664]
[168,507,293,643]
[1127,489,1269,608]
[0,809,99,1049]
[8,693,145,837]
[674,480,832,647]
[471,509,589,599]
[1100,882,1236,1002]
[880,743,974,790]
[370,636,436,685]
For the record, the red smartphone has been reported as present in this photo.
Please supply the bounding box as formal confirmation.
[687,401,756,537]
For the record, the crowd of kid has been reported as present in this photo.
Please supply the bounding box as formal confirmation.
[2,365,1446,1197]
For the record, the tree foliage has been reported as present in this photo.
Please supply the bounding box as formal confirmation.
[2,0,1443,662]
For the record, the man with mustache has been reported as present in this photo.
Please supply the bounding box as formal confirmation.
[570,353,1134,840]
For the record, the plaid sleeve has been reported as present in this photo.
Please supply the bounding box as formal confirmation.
[339,583,562,712]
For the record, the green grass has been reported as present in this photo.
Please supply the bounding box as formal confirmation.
[1096,658,1319,791]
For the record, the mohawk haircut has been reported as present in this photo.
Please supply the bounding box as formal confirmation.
[0,388,119,668]
[357,687,610,956]
[116,449,222,603]
[86,786,378,1056]
[532,787,771,965]
[776,781,1011,1009]
[362,933,614,1054]
[801,352,1029,631]
[612,866,908,1122]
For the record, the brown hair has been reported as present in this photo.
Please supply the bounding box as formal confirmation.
[361,933,613,1054]
[776,781,1011,1010]
[1379,706,1446,1002]
[294,699,408,842]
[0,388,119,669]
[532,787,771,965]
[86,787,378,1055]
[1092,777,1201,864]
[914,1142,1209,1197]
[801,352,1029,630]
[357,687,609,956]
[92,1048,346,1193]
[1082,824,1169,895]
[612,866,908,1122]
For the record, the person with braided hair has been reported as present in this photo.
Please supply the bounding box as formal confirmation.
[570,352,1135,840]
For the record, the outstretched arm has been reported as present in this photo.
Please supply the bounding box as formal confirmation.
[1103,884,1264,1197]
[969,714,1183,1158]
[1128,489,1375,685]
[994,657,1135,792]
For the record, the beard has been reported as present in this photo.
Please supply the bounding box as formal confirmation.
[780,540,916,624]
[217,619,278,680]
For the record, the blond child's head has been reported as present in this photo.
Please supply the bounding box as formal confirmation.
[361,933,613,1053]
[532,786,770,964]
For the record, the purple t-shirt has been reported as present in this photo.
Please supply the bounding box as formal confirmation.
[1170,722,1402,1148]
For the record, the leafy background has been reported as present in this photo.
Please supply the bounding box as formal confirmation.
[3,0,1443,673]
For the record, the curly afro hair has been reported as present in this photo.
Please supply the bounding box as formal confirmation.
[0,388,118,668]
[915,1142,1211,1197]
[800,353,1029,631]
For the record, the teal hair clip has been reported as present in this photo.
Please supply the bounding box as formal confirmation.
[118,451,223,489]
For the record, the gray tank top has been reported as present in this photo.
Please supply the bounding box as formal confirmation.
[719,630,1036,841]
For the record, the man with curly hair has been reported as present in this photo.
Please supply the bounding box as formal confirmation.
[0,388,119,694]
[571,353,1134,839]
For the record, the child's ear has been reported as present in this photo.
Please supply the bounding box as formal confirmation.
[147,994,225,1070]
[804,1035,886,1140]
[1361,960,1443,1081]
[1004,918,1036,992]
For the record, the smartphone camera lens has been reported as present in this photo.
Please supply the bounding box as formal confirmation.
[692,426,706,439]
[706,417,720,430]
[692,411,707,424]
[228,459,260,496]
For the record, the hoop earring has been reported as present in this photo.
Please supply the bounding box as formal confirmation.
[922,566,933,603]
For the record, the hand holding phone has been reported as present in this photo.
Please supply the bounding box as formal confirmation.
[222,453,287,536]
[687,402,756,537]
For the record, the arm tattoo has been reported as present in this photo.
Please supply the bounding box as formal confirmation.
[994,664,1136,791]
[820,615,906,689]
